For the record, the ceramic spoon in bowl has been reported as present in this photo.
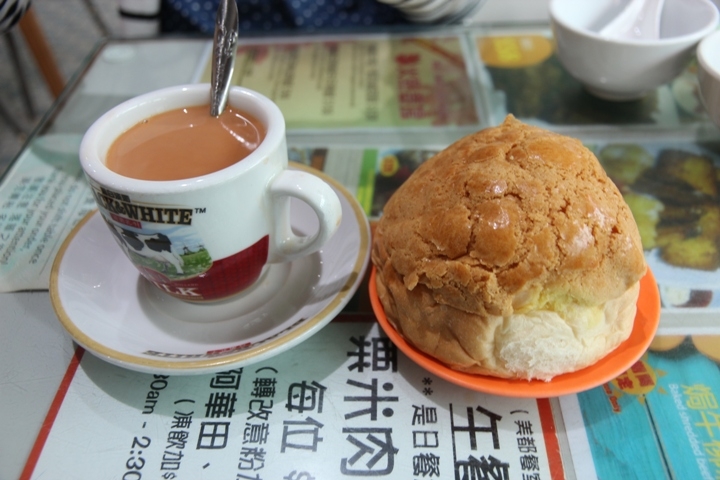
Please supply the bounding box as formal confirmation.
[599,0,665,40]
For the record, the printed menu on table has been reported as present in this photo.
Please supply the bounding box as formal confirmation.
[563,335,720,480]
[22,322,561,480]
[198,33,482,130]
[583,139,720,320]
[0,135,95,292]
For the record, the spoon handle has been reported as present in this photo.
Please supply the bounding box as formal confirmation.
[599,0,665,40]
[210,0,239,117]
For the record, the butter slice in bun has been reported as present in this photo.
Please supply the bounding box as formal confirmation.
[372,115,647,381]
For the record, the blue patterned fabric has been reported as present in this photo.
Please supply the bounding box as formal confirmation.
[161,0,407,34]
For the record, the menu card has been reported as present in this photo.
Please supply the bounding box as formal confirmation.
[22,322,561,480]
[287,145,442,220]
[0,135,95,292]
[198,34,481,129]
[572,336,720,479]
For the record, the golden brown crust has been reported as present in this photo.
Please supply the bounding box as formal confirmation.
[372,115,647,380]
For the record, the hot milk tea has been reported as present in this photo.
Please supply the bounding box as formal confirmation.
[106,105,266,181]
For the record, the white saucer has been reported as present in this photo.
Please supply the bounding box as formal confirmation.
[50,167,371,375]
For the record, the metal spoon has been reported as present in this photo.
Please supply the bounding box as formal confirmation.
[599,0,665,40]
[210,0,239,117]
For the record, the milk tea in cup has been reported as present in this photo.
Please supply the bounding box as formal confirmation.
[80,84,342,303]
[106,105,266,180]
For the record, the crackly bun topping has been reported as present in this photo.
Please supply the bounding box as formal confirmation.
[373,115,646,319]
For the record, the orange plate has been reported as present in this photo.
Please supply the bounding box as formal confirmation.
[369,267,660,398]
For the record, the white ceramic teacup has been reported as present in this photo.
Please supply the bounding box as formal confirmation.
[697,30,720,128]
[550,0,719,101]
[80,84,342,303]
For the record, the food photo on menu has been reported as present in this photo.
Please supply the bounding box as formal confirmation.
[589,141,720,311]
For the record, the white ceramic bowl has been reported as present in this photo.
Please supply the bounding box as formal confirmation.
[550,0,719,101]
[381,0,483,23]
[697,30,720,127]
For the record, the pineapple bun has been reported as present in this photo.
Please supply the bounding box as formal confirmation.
[372,115,647,381]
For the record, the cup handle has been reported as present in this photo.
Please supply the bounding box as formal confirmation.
[267,169,342,263]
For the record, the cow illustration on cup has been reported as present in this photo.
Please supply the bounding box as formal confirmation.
[108,224,212,281]
[110,225,184,276]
